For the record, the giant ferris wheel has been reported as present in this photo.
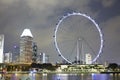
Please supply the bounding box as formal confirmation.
[54,12,103,64]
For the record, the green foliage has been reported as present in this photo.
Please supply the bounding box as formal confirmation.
[107,63,119,71]
[31,63,57,70]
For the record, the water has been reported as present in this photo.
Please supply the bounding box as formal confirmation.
[0,73,119,80]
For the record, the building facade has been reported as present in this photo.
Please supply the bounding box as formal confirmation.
[4,52,12,63]
[85,53,92,64]
[20,29,33,63]
[32,42,38,63]
[0,35,4,63]
[37,52,49,63]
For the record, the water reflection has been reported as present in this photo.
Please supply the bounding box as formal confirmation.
[11,74,18,80]
[42,73,47,80]
[29,69,37,80]
[51,73,91,80]
[92,73,110,80]
[52,74,69,80]
[0,73,119,80]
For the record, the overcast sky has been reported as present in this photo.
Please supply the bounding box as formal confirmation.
[0,0,120,64]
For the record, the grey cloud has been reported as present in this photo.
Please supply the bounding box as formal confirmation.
[89,0,120,23]
[0,0,120,63]
[0,0,104,62]
[101,16,120,64]
[101,0,117,8]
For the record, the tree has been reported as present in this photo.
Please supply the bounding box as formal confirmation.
[107,63,118,71]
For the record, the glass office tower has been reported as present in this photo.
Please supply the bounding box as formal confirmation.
[20,29,33,63]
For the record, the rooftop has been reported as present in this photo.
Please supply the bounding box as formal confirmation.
[21,29,33,38]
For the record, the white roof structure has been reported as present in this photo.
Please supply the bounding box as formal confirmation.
[21,29,33,38]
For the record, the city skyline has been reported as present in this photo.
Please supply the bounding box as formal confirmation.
[0,0,120,64]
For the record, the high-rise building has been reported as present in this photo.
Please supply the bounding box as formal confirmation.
[85,53,92,64]
[4,52,12,63]
[45,55,49,63]
[13,45,20,62]
[0,35,4,63]
[37,52,49,63]
[32,42,38,63]
[20,29,33,63]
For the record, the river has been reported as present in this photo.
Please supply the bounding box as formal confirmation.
[0,73,119,80]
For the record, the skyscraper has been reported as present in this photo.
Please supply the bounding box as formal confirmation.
[32,42,38,63]
[37,52,49,63]
[20,29,33,63]
[0,35,4,63]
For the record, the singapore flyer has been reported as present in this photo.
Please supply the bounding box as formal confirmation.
[54,12,103,64]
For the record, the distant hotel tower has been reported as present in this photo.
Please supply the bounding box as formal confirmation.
[20,29,33,63]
